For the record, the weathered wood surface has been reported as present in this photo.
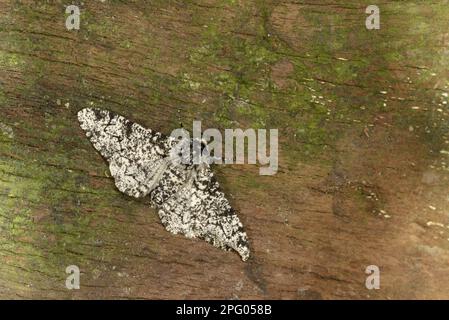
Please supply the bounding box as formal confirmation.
[1,0,449,299]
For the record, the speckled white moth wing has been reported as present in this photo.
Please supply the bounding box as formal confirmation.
[152,164,250,261]
[77,108,173,198]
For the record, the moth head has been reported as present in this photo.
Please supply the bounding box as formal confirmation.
[168,137,212,168]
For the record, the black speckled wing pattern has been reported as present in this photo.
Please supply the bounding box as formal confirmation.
[78,108,250,261]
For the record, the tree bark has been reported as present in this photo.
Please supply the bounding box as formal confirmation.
[1,0,449,299]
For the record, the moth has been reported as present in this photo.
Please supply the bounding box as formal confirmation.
[77,108,250,261]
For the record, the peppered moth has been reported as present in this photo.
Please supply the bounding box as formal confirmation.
[77,108,250,261]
